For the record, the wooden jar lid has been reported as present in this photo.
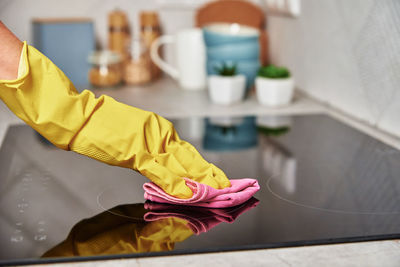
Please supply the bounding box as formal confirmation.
[140,11,159,27]
[109,10,129,28]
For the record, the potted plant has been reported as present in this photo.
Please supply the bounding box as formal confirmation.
[256,116,291,137]
[208,63,246,105]
[255,65,294,107]
[256,115,292,136]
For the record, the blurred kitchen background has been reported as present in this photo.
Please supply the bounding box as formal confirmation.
[1,0,399,137]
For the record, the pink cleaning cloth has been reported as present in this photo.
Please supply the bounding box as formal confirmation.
[144,197,259,234]
[143,178,260,208]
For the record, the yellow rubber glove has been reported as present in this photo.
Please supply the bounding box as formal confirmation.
[0,42,230,198]
[42,204,193,257]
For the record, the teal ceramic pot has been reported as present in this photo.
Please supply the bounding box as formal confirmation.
[203,116,257,151]
[206,42,259,61]
[203,23,260,92]
[203,23,260,46]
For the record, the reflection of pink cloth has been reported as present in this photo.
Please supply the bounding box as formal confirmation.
[143,178,260,208]
[144,198,259,234]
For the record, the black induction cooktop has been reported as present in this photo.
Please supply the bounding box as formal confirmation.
[1,114,400,266]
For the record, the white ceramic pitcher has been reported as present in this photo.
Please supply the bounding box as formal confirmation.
[150,28,206,90]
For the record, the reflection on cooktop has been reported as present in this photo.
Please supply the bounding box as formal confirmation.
[1,114,400,265]
[43,198,259,258]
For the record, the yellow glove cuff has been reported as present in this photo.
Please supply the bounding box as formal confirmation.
[17,43,26,79]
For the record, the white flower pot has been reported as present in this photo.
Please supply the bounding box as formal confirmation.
[209,116,244,126]
[208,75,246,105]
[255,76,294,107]
[256,115,292,128]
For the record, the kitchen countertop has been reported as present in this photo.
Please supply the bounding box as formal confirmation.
[1,77,400,266]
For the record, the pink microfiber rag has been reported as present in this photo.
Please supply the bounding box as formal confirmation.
[143,178,260,208]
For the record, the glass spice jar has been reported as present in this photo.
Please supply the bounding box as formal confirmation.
[140,11,161,79]
[108,9,130,63]
[123,38,151,85]
[88,50,122,88]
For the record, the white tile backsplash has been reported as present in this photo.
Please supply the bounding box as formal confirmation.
[268,0,400,137]
[353,0,400,126]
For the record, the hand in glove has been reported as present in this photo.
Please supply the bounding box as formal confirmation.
[0,38,230,198]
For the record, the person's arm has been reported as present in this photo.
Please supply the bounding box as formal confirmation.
[0,21,230,199]
[0,21,23,80]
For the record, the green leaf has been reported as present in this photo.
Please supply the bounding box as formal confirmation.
[214,62,237,76]
[257,65,290,79]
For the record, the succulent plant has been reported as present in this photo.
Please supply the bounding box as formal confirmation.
[214,62,237,76]
[257,65,290,79]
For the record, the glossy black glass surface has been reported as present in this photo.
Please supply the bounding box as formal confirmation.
[1,114,400,265]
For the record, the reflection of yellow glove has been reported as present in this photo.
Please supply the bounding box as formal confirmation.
[0,42,230,198]
[42,204,193,257]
